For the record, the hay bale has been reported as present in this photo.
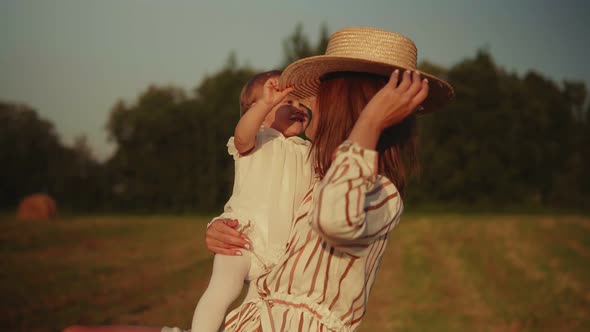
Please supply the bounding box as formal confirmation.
[17,194,58,221]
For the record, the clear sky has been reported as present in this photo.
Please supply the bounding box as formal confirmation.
[1,0,588,160]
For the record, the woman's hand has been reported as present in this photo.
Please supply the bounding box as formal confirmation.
[349,69,428,150]
[205,219,250,255]
[367,69,428,129]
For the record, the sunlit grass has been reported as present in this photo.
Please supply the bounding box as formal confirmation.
[1,214,589,331]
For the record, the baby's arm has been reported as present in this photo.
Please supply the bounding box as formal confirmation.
[233,78,293,154]
[233,101,270,154]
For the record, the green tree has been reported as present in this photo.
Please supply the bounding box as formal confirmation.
[415,51,516,204]
[0,101,104,211]
[411,51,586,209]
[0,102,61,208]
[105,58,255,212]
[281,23,329,67]
[7,24,589,213]
[549,81,589,207]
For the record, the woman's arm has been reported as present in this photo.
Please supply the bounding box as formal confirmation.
[309,142,402,249]
[349,69,428,150]
[310,70,428,250]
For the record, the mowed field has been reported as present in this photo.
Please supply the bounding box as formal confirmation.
[1,213,589,332]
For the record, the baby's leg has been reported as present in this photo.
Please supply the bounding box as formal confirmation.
[191,253,250,332]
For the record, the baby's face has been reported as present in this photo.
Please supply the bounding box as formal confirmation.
[267,97,310,137]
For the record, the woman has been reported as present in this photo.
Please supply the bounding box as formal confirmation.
[64,27,453,332]
[205,27,454,331]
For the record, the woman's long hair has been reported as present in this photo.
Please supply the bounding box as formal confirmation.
[311,72,419,198]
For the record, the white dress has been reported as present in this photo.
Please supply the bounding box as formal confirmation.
[213,126,313,279]
[223,141,403,331]
[162,127,314,332]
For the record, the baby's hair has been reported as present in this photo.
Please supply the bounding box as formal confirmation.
[239,70,282,116]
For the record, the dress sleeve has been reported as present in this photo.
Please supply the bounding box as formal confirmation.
[226,137,240,160]
[309,141,403,251]
[227,133,266,159]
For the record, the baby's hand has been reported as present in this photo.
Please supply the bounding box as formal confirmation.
[260,78,294,109]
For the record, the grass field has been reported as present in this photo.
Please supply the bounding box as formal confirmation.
[1,213,589,332]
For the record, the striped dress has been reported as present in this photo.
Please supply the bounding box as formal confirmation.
[223,141,403,332]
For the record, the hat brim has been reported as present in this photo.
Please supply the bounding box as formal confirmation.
[280,55,455,115]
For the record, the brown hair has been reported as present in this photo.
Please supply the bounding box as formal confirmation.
[239,70,282,116]
[311,72,418,198]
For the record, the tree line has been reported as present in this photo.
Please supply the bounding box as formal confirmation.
[1,25,588,213]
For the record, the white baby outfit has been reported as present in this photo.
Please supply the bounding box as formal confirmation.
[214,126,313,279]
[176,126,314,332]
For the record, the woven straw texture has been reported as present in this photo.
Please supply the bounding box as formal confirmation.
[280,27,454,114]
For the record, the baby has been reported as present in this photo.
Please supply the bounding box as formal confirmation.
[191,70,313,332]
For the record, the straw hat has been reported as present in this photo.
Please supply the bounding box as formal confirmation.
[280,27,454,114]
